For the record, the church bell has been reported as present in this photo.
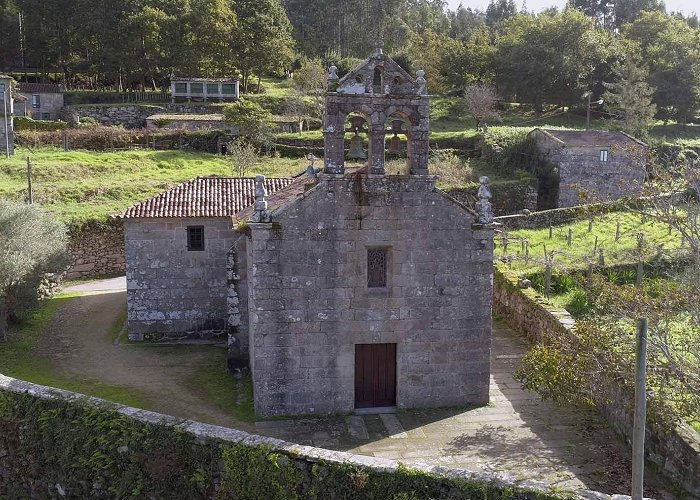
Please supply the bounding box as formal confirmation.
[347,131,367,160]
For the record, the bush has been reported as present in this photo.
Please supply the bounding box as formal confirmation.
[429,149,475,186]
[13,116,65,131]
[480,127,539,176]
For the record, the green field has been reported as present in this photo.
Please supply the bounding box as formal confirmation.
[498,211,684,274]
[0,148,306,221]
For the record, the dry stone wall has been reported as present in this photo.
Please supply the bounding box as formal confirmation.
[493,267,700,497]
[0,373,627,500]
[65,218,125,280]
[66,104,165,128]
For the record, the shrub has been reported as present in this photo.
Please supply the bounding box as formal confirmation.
[429,149,475,186]
[13,116,65,131]
[480,127,538,176]
[566,289,591,318]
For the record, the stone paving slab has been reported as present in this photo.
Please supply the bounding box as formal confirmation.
[253,320,671,496]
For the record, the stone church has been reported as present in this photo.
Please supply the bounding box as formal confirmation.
[123,51,495,417]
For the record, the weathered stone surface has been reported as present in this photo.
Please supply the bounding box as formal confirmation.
[125,217,236,340]
[65,218,125,280]
[246,175,494,417]
[66,104,165,129]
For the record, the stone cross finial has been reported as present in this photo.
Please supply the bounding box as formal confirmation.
[475,176,493,225]
[252,174,270,223]
[416,70,427,95]
[306,153,319,178]
[328,65,338,81]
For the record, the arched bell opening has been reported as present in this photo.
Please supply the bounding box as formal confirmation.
[344,113,370,167]
[384,114,412,175]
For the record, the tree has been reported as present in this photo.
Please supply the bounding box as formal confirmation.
[232,0,294,93]
[0,201,69,340]
[496,9,616,114]
[293,57,327,122]
[485,0,517,28]
[625,11,700,123]
[464,83,500,130]
[441,27,496,90]
[613,0,664,30]
[227,139,259,177]
[285,89,311,134]
[603,58,656,138]
[224,99,274,145]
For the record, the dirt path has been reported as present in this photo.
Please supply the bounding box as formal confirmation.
[35,284,248,430]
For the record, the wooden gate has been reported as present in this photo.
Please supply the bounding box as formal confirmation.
[354,343,397,408]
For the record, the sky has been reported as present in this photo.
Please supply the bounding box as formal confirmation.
[444,0,697,15]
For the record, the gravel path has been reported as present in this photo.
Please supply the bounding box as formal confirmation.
[36,279,247,429]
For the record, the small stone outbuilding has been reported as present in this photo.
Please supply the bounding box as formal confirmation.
[121,176,293,341]
[16,82,64,120]
[530,129,648,209]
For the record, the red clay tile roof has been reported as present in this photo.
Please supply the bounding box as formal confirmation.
[121,176,294,219]
[18,82,62,94]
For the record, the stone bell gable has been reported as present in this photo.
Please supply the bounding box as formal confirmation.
[324,50,429,176]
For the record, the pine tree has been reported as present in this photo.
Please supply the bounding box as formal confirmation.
[603,59,656,138]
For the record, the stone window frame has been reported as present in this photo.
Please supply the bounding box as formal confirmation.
[366,245,392,293]
[186,225,205,251]
[31,94,40,109]
[174,82,187,94]
[599,149,609,162]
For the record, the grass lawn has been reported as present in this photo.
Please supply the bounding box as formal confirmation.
[498,211,683,274]
[0,292,149,408]
[0,147,307,221]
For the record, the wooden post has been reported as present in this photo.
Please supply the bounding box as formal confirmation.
[567,228,573,247]
[62,128,68,151]
[593,235,599,253]
[587,262,594,285]
[544,261,552,298]
[616,222,621,242]
[26,157,33,204]
[524,240,529,261]
[548,225,553,239]
[636,234,645,288]
[588,217,593,232]
[632,318,648,500]
[502,235,508,255]
[598,248,605,266]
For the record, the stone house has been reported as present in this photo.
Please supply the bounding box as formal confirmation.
[15,82,64,120]
[0,75,14,156]
[121,176,293,341]
[123,52,496,417]
[530,129,648,209]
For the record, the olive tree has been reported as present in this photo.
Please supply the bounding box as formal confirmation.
[0,201,69,340]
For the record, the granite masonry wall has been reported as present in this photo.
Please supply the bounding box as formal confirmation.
[447,181,538,217]
[125,217,237,341]
[493,267,700,497]
[0,373,626,500]
[65,219,125,280]
[246,175,494,417]
[532,130,646,208]
[66,104,166,128]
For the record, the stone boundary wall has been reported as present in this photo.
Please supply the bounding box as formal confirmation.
[65,218,125,280]
[493,267,700,497]
[65,104,166,129]
[494,192,693,230]
[447,181,538,217]
[0,373,631,499]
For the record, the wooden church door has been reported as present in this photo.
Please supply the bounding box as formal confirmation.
[354,343,396,408]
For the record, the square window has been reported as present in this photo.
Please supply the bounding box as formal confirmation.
[187,225,205,251]
[32,94,40,108]
[222,84,236,95]
[206,83,219,94]
[600,149,609,162]
[174,82,187,94]
[190,83,203,94]
[367,248,388,288]
[41,112,50,120]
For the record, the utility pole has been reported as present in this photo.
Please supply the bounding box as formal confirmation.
[26,157,33,204]
[2,86,9,159]
[632,318,648,500]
